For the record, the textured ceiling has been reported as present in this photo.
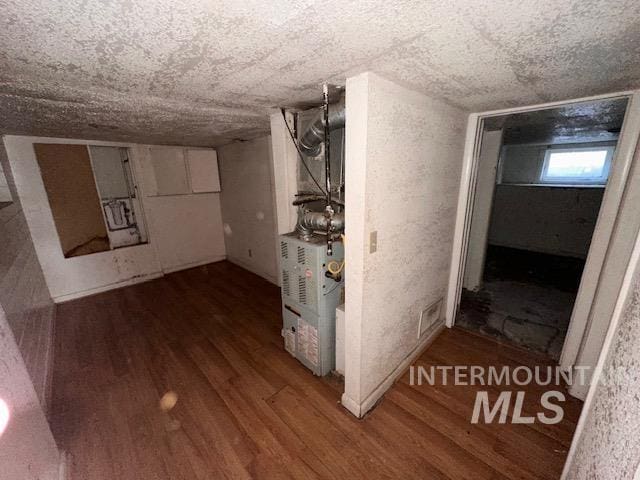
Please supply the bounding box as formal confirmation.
[487,97,629,144]
[1,0,639,147]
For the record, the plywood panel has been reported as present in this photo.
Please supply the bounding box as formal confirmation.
[187,149,220,193]
[34,143,109,257]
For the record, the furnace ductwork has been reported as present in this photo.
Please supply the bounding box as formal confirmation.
[298,101,345,156]
[296,210,345,240]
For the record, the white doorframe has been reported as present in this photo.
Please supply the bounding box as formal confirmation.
[560,203,640,478]
[445,90,640,371]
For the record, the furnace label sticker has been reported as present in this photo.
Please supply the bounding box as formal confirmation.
[284,329,296,356]
[297,317,318,366]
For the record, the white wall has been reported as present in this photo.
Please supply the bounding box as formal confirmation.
[3,136,226,302]
[218,137,279,284]
[0,304,61,480]
[136,146,226,274]
[269,111,298,237]
[463,129,502,290]
[342,72,467,417]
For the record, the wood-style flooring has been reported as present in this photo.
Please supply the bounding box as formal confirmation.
[50,261,582,479]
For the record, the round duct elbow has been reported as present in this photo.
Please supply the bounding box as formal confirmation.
[296,211,345,240]
[298,101,345,156]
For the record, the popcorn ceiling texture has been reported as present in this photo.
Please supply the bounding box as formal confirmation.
[567,264,640,478]
[1,0,640,146]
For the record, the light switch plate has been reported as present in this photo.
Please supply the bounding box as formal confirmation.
[369,231,378,253]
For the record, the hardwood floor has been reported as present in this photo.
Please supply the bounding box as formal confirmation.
[50,261,582,479]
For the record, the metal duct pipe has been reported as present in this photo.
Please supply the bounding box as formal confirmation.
[298,100,345,157]
[296,211,345,240]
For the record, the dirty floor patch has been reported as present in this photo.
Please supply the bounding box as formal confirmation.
[457,245,584,359]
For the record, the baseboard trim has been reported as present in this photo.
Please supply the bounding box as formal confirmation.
[340,392,362,417]
[58,450,68,480]
[161,255,226,274]
[226,257,279,285]
[342,323,445,418]
[52,256,228,303]
[53,272,164,303]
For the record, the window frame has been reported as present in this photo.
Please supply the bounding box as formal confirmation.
[540,145,615,185]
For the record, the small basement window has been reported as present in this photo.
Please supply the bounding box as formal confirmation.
[540,146,614,185]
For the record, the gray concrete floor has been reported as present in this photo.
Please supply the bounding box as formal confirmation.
[457,246,582,359]
[457,280,575,359]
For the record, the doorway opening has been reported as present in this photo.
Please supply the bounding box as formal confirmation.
[455,97,629,360]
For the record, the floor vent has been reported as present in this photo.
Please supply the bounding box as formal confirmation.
[418,298,443,338]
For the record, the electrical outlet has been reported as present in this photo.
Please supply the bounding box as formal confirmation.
[418,298,443,338]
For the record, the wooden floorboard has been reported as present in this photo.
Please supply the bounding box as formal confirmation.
[50,261,582,479]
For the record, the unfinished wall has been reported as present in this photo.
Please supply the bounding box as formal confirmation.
[0,304,61,480]
[488,141,610,258]
[218,137,278,284]
[343,72,467,417]
[0,139,55,410]
[34,143,110,257]
[500,141,617,184]
[4,136,226,302]
[566,250,640,478]
[489,185,604,258]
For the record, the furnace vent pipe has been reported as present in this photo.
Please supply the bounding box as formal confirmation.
[296,211,345,240]
[298,101,345,157]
